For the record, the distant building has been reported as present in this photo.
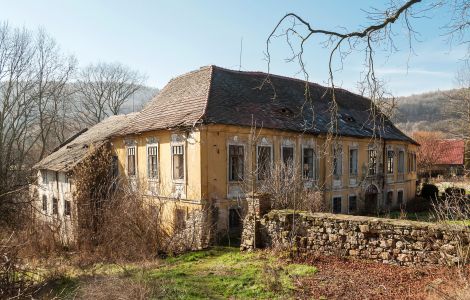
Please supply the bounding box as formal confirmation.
[432,139,465,177]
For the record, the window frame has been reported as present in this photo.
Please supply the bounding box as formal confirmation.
[228,144,245,182]
[397,189,405,205]
[332,145,343,177]
[348,194,357,214]
[349,147,358,176]
[332,196,342,214]
[386,190,394,206]
[126,145,137,178]
[368,148,378,176]
[398,150,405,174]
[256,144,273,180]
[146,143,159,181]
[64,200,71,217]
[387,149,394,174]
[52,197,58,215]
[171,144,186,182]
[42,195,48,212]
[41,170,48,185]
[302,146,316,180]
[281,145,295,166]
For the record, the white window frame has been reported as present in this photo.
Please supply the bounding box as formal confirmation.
[348,194,357,214]
[41,170,48,185]
[332,144,343,177]
[227,143,246,182]
[256,140,273,181]
[367,147,378,176]
[301,145,316,180]
[398,149,405,174]
[386,149,395,174]
[126,145,137,178]
[146,142,159,181]
[349,146,358,176]
[171,143,186,182]
[281,139,295,166]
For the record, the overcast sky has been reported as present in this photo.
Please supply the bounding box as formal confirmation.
[0,0,467,96]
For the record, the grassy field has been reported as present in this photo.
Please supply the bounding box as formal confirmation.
[39,247,317,299]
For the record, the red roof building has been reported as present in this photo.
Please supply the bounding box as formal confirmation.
[435,139,465,166]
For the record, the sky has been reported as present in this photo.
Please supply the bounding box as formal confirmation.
[0,0,467,96]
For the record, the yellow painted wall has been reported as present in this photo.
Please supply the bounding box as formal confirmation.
[111,124,418,230]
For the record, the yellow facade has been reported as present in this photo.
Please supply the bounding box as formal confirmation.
[112,124,418,231]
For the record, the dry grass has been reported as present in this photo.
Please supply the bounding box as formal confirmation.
[294,255,470,300]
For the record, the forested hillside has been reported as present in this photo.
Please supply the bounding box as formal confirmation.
[394,90,459,135]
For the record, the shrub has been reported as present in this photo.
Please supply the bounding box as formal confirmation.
[405,196,432,213]
[444,187,466,199]
[421,184,439,201]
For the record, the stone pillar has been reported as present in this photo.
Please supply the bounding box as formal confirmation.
[240,193,270,251]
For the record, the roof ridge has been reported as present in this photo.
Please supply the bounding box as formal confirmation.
[193,65,214,126]
[210,65,362,97]
[167,65,212,84]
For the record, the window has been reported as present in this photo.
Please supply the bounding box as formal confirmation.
[127,147,136,176]
[282,146,294,165]
[332,197,342,214]
[52,197,58,215]
[368,149,377,175]
[147,145,158,179]
[64,200,71,216]
[172,145,185,180]
[229,145,244,181]
[408,152,412,173]
[349,148,358,175]
[111,155,119,178]
[398,151,405,173]
[348,195,357,213]
[174,208,186,230]
[302,147,315,179]
[333,146,342,176]
[229,208,242,229]
[386,191,393,205]
[42,195,47,212]
[397,190,404,205]
[41,170,48,184]
[387,150,394,174]
[413,153,417,172]
[257,146,272,180]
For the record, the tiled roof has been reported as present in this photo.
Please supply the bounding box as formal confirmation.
[35,114,135,172]
[120,65,415,144]
[436,139,465,165]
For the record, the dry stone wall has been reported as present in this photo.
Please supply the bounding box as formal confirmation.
[241,210,470,266]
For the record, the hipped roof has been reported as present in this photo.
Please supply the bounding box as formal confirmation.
[120,65,416,145]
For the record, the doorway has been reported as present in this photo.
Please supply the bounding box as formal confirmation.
[365,184,378,214]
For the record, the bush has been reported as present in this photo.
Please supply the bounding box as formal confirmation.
[405,197,432,213]
[420,184,439,201]
[444,187,466,199]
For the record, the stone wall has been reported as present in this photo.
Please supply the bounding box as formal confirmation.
[241,210,470,266]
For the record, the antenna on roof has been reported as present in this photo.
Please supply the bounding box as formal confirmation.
[239,37,243,71]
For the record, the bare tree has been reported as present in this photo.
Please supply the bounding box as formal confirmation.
[0,23,76,226]
[76,62,146,126]
[33,30,76,159]
[412,131,446,177]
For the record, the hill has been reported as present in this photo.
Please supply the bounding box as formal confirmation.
[394,89,459,135]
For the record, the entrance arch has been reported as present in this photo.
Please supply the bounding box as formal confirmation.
[365,184,379,214]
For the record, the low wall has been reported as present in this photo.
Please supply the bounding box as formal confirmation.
[241,210,470,266]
